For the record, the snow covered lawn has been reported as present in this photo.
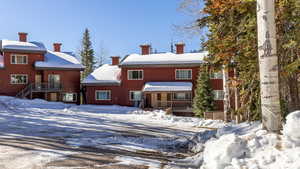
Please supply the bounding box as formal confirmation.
[0,96,224,169]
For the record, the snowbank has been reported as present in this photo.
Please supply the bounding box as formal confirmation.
[283,110,300,147]
[201,134,248,169]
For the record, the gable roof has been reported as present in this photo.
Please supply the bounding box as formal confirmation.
[82,64,121,85]
[119,51,208,67]
[0,39,46,53]
[35,50,84,70]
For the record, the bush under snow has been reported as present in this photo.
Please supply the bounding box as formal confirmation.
[201,134,248,169]
[283,110,300,147]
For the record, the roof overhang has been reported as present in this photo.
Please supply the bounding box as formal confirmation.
[1,48,47,54]
[142,82,193,92]
[81,82,121,86]
[35,66,85,71]
[119,63,202,68]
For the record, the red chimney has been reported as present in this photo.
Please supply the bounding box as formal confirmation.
[53,43,62,52]
[175,42,185,54]
[140,44,151,55]
[111,56,120,65]
[18,32,28,42]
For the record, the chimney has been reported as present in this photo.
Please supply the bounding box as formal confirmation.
[140,44,151,55]
[18,32,28,42]
[175,42,185,54]
[53,43,62,52]
[111,56,120,65]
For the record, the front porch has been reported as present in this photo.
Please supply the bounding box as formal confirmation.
[141,82,193,114]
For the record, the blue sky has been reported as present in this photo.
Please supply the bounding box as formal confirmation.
[0,0,204,62]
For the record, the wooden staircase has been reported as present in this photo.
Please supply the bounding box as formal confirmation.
[16,83,63,99]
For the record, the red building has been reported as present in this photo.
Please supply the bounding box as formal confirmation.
[82,43,226,114]
[0,33,84,104]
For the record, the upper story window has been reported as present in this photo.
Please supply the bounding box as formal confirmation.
[213,90,224,100]
[11,55,28,64]
[10,74,28,84]
[128,70,143,80]
[96,90,111,100]
[176,69,192,80]
[210,71,223,79]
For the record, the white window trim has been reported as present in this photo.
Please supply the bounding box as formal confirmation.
[127,70,144,80]
[95,90,111,101]
[213,90,224,100]
[62,93,77,102]
[11,54,28,64]
[175,69,192,80]
[10,74,28,84]
[129,91,142,101]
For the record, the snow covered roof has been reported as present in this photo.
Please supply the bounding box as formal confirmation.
[0,54,3,68]
[0,40,46,52]
[143,82,193,92]
[120,52,208,67]
[35,50,84,70]
[82,64,121,85]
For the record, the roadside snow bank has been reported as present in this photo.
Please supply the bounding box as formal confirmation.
[283,110,300,147]
[196,111,300,169]
[130,109,226,128]
[201,134,248,169]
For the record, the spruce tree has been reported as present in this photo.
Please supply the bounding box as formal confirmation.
[193,66,214,117]
[80,28,95,79]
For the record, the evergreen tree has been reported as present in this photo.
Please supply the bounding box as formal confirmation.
[193,66,214,117]
[80,28,95,79]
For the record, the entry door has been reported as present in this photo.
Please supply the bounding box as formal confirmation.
[48,74,60,89]
[145,94,152,108]
[35,74,42,90]
[35,74,42,83]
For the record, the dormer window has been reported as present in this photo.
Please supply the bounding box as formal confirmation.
[11,55,28,64]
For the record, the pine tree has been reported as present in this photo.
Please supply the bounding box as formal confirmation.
[80,28,95,79]
[193,66,214,117]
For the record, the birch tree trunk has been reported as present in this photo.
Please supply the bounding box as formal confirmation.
[223,67,230,122]
[257,0,282,132]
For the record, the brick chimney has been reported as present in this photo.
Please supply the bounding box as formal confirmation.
[140,44,151,55]
[53,43,62,52]
[111,56,120,65]
[18,32,28,42]
[175,42,185,54]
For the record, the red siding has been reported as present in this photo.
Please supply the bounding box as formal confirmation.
[0,51,81,103]
[0,51,44,96]
[85,66,225,111]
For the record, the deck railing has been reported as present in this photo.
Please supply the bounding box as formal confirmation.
[156,100,192,108]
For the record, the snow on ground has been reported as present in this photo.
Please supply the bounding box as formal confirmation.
[2,96,298,169]
[175,111,300,169]
[0,96,225,169]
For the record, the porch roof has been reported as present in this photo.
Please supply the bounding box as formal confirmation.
[142,82,193,92]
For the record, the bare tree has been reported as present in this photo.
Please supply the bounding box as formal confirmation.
[95,42,109,67]
[257,0,282,132]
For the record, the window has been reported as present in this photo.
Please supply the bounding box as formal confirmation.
[129,91,142,101]
[173,92,192,100]
[96,90,111,100]
[210,71,223,79]
[10,74,28,84]
[213,90,224,100]
[128,70,143,80]
[62,93,77,102]
[11,55,27,64]
[176,69,192,80]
